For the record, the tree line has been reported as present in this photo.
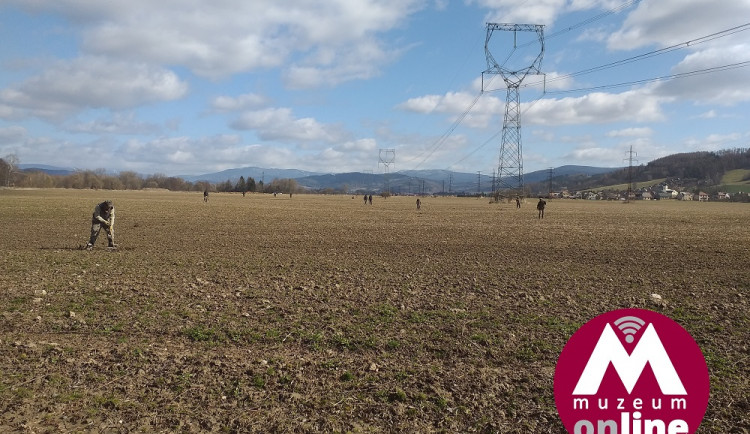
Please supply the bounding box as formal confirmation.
[0,157,299,194]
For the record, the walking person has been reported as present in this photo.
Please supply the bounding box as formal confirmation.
[416,198,421,210]
[86,200,115,249]
[537,197,547,219]
[204,189,209,202]
[368,195,373,205]
[516,197,521,208]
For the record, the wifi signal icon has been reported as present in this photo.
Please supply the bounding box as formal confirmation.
[614,316,646,343]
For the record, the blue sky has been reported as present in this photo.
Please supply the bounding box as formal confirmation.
[1,0,748,177]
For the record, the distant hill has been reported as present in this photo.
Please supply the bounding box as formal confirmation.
[528,148,750,194]
[19,164,75,176]
[178,166,321,183]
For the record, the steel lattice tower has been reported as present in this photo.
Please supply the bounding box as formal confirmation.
[483,23,544,197]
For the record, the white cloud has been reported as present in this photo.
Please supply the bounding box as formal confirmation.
[562,145,626,165]
[608,0,750,50]
[696,110,718,119]
[607,127,653,138]
[397,91,505,128]
[0,125,27,144]
[283,39,413,89]
[681,132,743,152]
[470,0,568,25]
[0,57,187,120]
[65,112,162,135]
[231,108,348,143]
[211,93,268,112]
[653,45,750,105]
[8,0,425,82]
[525,90,666,125]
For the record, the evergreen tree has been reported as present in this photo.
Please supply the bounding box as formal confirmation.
[235,176,246,192]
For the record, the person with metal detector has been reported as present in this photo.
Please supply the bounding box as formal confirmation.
[86,200,115,250]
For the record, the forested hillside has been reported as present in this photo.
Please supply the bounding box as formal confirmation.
[532,148,750,193]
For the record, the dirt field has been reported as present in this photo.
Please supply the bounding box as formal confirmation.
[1,189,748,433]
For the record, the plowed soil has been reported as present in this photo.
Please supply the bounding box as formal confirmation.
[1,189,747,432]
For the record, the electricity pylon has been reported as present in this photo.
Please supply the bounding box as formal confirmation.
[378,149,395,195]
[483,23,545,197]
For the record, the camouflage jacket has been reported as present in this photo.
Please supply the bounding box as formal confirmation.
[91,202,115,226]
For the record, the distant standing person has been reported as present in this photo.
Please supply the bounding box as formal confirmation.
[363,195,368,205]
[416,198,421,210]
[516,197,521,208]
[204,189,209,202]
[537,197,547,219]
[368,195,373,205]
[86,200,115,250]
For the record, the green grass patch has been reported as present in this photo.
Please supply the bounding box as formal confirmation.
[720,169,750,184]
[184,325,221,342]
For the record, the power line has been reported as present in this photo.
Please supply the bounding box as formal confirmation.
[410,87,488,170]
[511,0,641,51]
[522,22,750,90]
[545,60,750,95]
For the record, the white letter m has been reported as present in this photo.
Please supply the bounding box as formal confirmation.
[572,324,687,395]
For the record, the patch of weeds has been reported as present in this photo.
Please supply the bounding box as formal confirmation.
[302,331,324,350]
[703,348,736,381]
[432,395,448,409]
[394,371,409,381]
[171,372,193,394]
[58,391,83,403]
[375,303,398,323]
[388,388,407,403]
[408,311,427,323]
[363,335,378,349]
[471,333,492,346]
[386,339,401,350]
[542,316,582,336]
[46,373,69,387]
[93,393,122,409]
[264,328,282,341]
[7,296,28,312]
[321,360,340,370]
[226,379,244,400]
[13,387,33,399]
[515,339,554,362]
[184,325,221,342]
[132,347,146,359]
[101,323,124,334]
[331,334,355,350]
[252,375,266,389]
[340,371,354,382]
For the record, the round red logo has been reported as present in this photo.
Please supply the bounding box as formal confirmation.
[554,308,709,434]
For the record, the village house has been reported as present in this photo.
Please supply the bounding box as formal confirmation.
[678,192,693,201]
[698,192,709,202]
[637,191,653,200]
[715,192,731,201]
[658,185,678,199]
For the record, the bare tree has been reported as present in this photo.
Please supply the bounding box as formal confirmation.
[1,154,19,187]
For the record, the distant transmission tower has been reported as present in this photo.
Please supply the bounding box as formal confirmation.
[625,146,638,202]
[483,23,545,197]
[547,167,554,197]
[378,149,395,195]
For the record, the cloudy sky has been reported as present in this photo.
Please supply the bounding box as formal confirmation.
[1,0,748,177]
